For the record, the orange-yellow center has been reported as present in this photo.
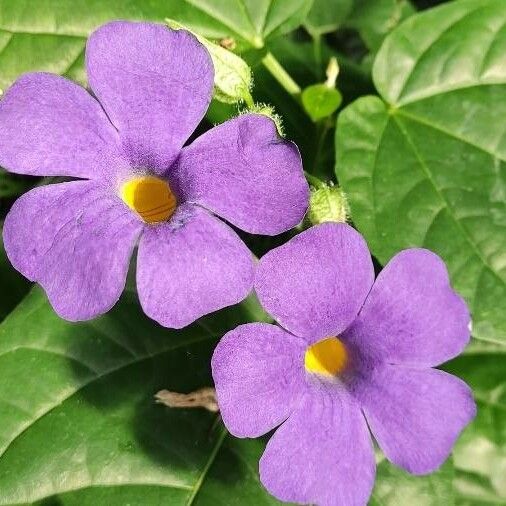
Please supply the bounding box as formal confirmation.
[304,337,348,376]
[120,176,177,223]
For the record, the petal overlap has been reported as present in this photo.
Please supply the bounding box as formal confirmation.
[255,223,375,342]
[136,206,254,329]
[171,113,309,235]
[3,181,142,320]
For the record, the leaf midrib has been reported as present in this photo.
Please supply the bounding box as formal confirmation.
[395,107,506,162]
[0,330,216,460]
[390,113,506,293]
[183,0,257,45]
[0,333,229,505]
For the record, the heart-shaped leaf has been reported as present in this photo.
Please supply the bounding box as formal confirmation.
[336,0,506,344]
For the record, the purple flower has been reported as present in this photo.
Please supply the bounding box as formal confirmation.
[212,223,476,506]
[0,21,309,328]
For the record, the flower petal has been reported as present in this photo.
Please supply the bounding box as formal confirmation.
[86,21,214,172]
[343,249,471,367]
[171,113,309,235]
[136,206,254,328]
[212,323,306,438]
[3,181,142,320]
[352,365,476,474]
[260,383,376,506]
[0,73,125,178]
[255,223,374,342]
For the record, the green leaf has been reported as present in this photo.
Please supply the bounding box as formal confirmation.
[302,83,342,122]
[0,0,173,90]
[346,0,415,53]
[249,36,372,181]
[164,0,313,49]
[193,436,280,505]
[0,0,312,91]
[336,0,506,344]
[0,287,274,505]
[444,351,506,504]
[305,0,353,37]
[371,458,455,505]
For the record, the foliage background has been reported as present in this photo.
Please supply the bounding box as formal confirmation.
[0,0,504,504]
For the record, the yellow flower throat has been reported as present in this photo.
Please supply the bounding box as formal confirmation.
[304,337,348,376]
[121,176,177,223]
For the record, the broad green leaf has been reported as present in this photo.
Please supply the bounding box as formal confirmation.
[302,83,342,122]
[193,436,280,505]
[0,0,312,91]
[164,0,313,49]
[445,352,506,504]
[305,0,353,37]
[371,458,455,505]
[346,0,415,53]
[0,0,171,90]
[336,0,506,344]
[0,287,273,505]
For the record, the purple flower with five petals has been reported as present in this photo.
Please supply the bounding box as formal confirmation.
[212,223,476,506]
[0,21,308,328]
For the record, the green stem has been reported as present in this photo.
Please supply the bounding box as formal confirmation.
[261,52,301,96]
[312,118,332,175]
[312,35,323,79]
[243,89,255,109]
[304,171,325,189]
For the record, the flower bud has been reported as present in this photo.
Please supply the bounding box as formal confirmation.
[308,183,349,225]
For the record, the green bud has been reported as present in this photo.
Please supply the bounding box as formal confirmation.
[325,57,340,88]
[166,19,253,106]
[308,183,350,225]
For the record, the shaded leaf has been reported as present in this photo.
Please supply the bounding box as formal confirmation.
[305,0,353,37]
[0,287,273,504]
[0,170,32,198]
[346,0,415,53]
[193,435,280,505]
